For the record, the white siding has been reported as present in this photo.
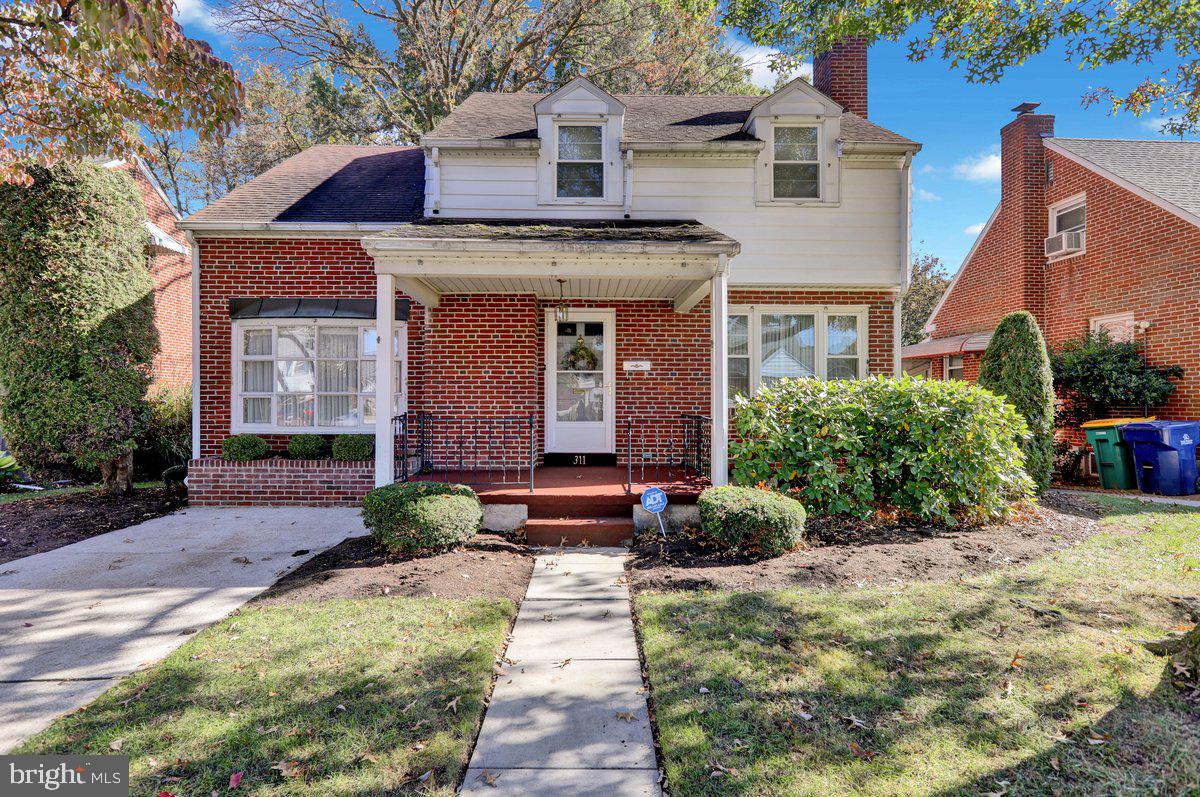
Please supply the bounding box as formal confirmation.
[427,154,906,287]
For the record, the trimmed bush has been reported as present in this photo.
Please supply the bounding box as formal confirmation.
[697,485,805,559]
[138,385,192,469]
[978,312,1055,494]
[362,481,482,553]
[1052,328,1183,427]
[730,376,1035,524]
[331,433,374,461]
[0,162,158,492]
[221,434,270,462]
[288,434,327,459]
[162,463,188,494]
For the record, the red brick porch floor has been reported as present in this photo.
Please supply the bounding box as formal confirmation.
[419,466,707,546]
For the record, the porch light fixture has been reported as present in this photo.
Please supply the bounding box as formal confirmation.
[555,278,569,322]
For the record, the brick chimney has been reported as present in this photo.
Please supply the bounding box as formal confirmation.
[998,103,1055,324]
[813,37,868,118]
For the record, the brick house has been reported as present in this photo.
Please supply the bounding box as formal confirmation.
[902,106,1200,430]
[180,41,922,533]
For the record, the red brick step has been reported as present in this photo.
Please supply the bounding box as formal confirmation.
[523,517,635,547]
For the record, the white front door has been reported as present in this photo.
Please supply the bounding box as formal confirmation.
[544,309,615,454]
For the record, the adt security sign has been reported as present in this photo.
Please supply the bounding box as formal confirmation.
[641,487,669,537]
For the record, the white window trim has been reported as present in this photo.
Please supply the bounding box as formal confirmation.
[770,124,822,202]
[1090,311,1136,342]
[1047,192,1087,261]
[943,354,965,381]
[229,317,408,434]
[551,120,609,205]
[728,305,869,396]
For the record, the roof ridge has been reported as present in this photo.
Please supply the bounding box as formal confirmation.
[1052,136,1200,144]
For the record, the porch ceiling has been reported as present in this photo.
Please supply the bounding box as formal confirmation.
[419,274,705,302]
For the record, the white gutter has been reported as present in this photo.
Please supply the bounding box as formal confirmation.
[363,236,741,257]
[188,231,201,461]
[420,137,540,151]
[618,140,764,154]
[179,221,411,233]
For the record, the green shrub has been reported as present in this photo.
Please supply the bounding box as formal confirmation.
[361,481,481,553]
[138,385,192,468]
[1051,329,1183,427]
[288,434,327,459]
[0,450,19,488]
[0,162,158,493]
[730,376,1035,524]
[697,485,806,559]
[162,463,188,494]
[978,312,1056,494]
[221,434,270,462]
[331,433,373,461]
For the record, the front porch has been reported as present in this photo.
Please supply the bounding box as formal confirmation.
[363,218,742,498]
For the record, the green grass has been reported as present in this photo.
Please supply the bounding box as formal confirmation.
[637,496,1200,796]
[0,481,164,504]
[17,596,516,796]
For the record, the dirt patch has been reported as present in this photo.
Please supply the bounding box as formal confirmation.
[0,487,185,565]
[630,492,1106,593]
[255,533,534,606]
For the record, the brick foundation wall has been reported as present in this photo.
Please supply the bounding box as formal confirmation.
[188,457,374,506]
[194,236,900,504]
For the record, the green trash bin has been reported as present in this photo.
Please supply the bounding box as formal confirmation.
[1082,418,1150,490]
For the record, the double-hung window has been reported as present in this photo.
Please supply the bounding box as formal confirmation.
[234,320,406,432]
[943,354,965,381]
[726,307,867,400]
[772,126,820,199]
[556,125,604,198]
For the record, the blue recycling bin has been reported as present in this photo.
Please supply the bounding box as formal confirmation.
[1119,421,1200,496]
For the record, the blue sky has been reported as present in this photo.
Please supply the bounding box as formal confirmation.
[174,1,1191,274]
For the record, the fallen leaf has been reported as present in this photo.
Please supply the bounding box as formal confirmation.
[477,769,500,787]
[271,761,304,778]
[615,711,637,722]
[109,739,124,752]
[229,771,244,788]
[446,696,461,714]
[555,658,572,669]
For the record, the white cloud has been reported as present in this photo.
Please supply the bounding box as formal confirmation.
[964,222,986,235]
[915,187,941,202]
[173,0,218,31]
[1141,115,1183,135]
[917,163,937,175]
[736,43,812,90]
[953,147,1002,182]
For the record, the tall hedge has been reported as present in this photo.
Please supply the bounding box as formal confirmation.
[0,163,158,492]
[730,377,1034,524]
[977,311,1055,493]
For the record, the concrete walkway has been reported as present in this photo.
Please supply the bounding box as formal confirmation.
[0,507,365,752]
[1052,488,1200,509]
[462,548,661,796]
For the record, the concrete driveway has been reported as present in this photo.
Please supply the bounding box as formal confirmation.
[0,506,366,752]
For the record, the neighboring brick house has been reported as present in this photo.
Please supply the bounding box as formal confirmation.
[103,158,193,389]
[903,106,1200,428]
[180,40,922,510]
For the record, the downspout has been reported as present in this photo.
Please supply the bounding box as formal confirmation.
[893,297,902,377]
[188,231,201,461]
[895,152,913,377]
[429,147,441,215]
[622,149,634,218]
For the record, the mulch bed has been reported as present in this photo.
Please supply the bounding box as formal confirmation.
[0,487,186,565]
[255,533,534,607]
[630,492,1106,593]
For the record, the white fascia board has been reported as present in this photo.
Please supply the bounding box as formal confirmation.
[179,220,412,234]
[374,256,721,281]
[921,203,1000,334]
[420,137,540,151]
[841,141,923,156]
[1044,139,1200,230]
[619,140,764,154]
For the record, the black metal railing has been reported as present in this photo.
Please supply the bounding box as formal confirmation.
[393,411,535,492]
[624,413,712,494]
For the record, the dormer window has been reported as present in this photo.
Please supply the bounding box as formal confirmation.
[556,125,604,198]
[773,125,820,199]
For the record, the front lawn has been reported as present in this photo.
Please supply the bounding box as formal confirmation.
[17,596,516,795]
[637,496,1200,796]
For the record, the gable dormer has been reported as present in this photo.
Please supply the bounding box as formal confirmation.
[534,78,625,207]
[744,78,844,206]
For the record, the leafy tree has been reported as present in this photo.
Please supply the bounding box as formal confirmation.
[978,312,1055,494]
[901,252,951,346]
[723,0,1200,135]
[0,163,158,493]
[0,0,242,184]
[219,0,757,142]
[1051,330,1183,428]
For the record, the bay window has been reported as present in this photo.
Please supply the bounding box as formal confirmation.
[233,320,406,432]
[727,307,867,400]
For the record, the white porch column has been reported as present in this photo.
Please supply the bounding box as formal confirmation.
[710,256,729,486]
[374,273,397,487]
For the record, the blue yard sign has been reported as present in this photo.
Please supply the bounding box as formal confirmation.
[641,487,669,537]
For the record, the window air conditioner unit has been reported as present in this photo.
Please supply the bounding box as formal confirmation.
[1044,230,1084,257]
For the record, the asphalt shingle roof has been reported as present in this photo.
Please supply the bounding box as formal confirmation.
[184,145,424,225]
[426,92,916,146]
[1050,138,1200,220]
[375,217,737,246]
